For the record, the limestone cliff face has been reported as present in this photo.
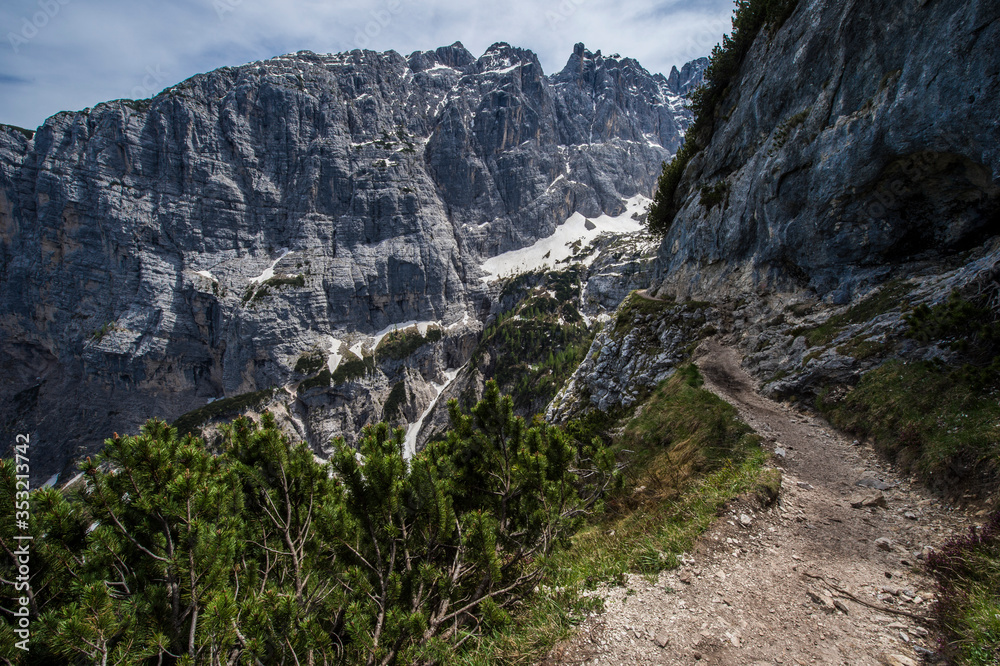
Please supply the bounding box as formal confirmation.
[0,42,703,478]
[651,0,1000,303]
[552,0,1000,421]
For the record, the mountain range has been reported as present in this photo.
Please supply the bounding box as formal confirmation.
[0,41,706,480]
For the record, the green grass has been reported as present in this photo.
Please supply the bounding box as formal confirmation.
[928,510,1000,665]
[449,368,773,663]
[90,321,117,342]
[376,325,443,361]
[294,350,326,375]
[172,388,278,436]
[792,278,913,347]
[835,337,886,361]
[475,294,594,414]
[769,108,810,153]
[242,274,306,304]
[298,351,377,391]
[613,291,709,337]
[819,360,1000,494]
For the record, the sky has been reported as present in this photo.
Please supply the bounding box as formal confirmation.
[0,0,735,131]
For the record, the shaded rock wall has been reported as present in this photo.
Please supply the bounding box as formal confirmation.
[652,0,1000,303]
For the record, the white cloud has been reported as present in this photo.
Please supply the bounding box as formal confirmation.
[0,0,734,129]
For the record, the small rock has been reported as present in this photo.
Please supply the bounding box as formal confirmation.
[881,655,917,666]
[806,589,836,614]
[796,482,814,490]
[740,513,753,526]
[865,494,889,509]
[852,493,888,509]
[774,447,787,458]
[679,571,693,585]
[904,511,919,521]
[875,537,894,552]
[654,628,670,648]
[857,478,895,491]
[917,545,935,560]
[833,599,849,614]
[693,652,702,661]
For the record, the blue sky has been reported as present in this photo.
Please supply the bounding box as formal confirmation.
[0,0,734,130]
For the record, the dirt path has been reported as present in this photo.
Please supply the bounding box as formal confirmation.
[544,340,972,665]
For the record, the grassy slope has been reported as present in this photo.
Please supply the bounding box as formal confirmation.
[790,286,1000,664]
[928,510,1000,665]
[450,368,774,663]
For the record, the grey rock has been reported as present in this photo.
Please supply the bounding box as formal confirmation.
[0,44,705,478]
[857,478,896,491]
[547,299,721,421]
[875,537,894,552]
[651,0,1000,301]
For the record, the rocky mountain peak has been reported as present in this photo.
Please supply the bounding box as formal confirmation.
[475,42,542,75]
[406,41,476,73]
[0,40,707,481]
[666,57,708,95]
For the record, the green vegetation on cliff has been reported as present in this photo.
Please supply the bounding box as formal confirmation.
[473,269,594,414]
[818,290,1000,496]
[648,0,800,235]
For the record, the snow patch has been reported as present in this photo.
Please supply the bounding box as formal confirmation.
[446,312,471,330]
[249,249,293,284]
[480,195,649,281]
[327,337,344,374]
[194,270,217,281]
[404,368,461,459]
[424,63,458,74]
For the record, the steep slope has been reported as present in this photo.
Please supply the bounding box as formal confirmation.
[0,42,704,479]
[651,0,999,302]
[556,0,1000,427]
